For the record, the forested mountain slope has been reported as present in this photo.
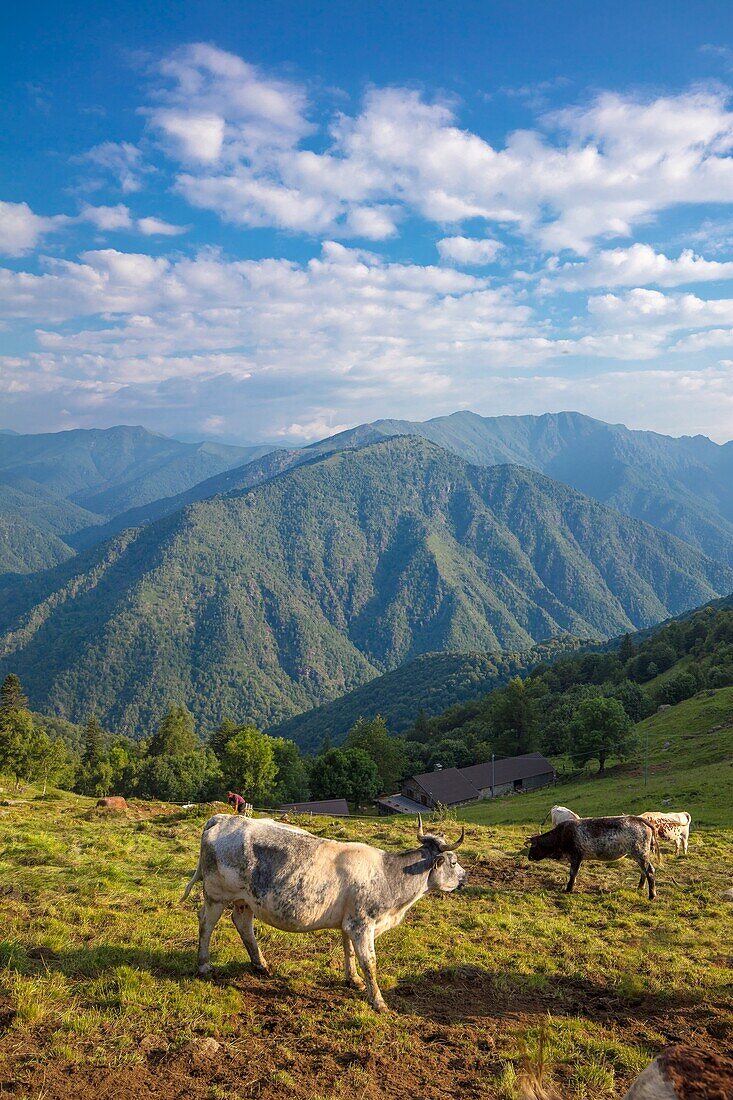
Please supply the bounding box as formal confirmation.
[268,638,587,751]
[0,437,730,736]
[0,426,271,572]
[317,411,733,564]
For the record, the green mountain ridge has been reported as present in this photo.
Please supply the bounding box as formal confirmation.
[316,411,733,565]
[0,436,730,736]
[268,638,589,752]
[0,425,273,574]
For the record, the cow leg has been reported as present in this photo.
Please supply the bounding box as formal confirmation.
[342,930,365,990]
[637,871,646,890]
[197,896,225,975]
[345,921,387,1013]
[645,861,656,900]
[231,901,270,975]
[566,855,582,893]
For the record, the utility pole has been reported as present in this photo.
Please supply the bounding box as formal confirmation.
[643,726,649,787]
[491,753,495,798]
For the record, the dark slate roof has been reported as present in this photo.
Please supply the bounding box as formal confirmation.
[460,752,554,791]
[375,794,426,814]
[279,799,350,816]
[410,767,480,805]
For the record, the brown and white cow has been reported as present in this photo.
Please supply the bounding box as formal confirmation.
[182,812,466,1012]
[526,816,659,898]
[639,811,691,856]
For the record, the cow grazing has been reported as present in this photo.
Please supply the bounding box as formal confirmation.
[639,811,691,856]
[182,812,466,1012]
[526,816,659,899]
[623,1044,733,1098]
[547,805,581,826]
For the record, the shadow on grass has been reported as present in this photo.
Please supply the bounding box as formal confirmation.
[0,940,272,983]
[390,964,720,1027]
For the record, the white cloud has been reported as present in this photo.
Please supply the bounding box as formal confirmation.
[136,216,188,236]
[152,109,225,163]
[275,414,351,441]
[588,288,733,332]
[80,203,133,231]
[84,142,148,193]
[546,243,733,290]
[437,236,503,265]
[0,201,66,256]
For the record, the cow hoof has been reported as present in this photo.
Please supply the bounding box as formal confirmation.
[371,1000,390,1014]
[347,977,366,991]
[196,967,211,979]
[253,965,271,978]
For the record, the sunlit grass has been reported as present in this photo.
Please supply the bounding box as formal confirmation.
[0,794,730,1098]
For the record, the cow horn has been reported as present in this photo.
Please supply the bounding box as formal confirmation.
[444,826,465,851]
[416,813,426,841]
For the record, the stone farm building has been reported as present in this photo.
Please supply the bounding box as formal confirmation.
[377,752,555,813]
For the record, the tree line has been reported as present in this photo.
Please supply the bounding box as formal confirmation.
[0,677,408,807]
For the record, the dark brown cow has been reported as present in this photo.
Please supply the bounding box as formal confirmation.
[526,816,658,899]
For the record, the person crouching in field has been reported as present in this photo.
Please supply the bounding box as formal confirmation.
[227,791,249,814]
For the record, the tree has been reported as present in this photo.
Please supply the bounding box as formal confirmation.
[209,717,238,760]
[82,716,105,769]
[309,748,379,805]
[0,676,36,788]
[0,674,28,712]
[136,748,221,803]
[271,738,309,803]
[221,725,277,805]
[618,633,636,664]
[344,715,407,793]
[149,704,199,757]
[490,677,540,756]
[569,696,635,774]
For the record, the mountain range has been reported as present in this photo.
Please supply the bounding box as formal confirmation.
[0,426,272,575]
[1,435,730,736]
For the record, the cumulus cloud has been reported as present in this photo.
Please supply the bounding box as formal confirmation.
[437,236,503,265]
[136,216,188,236]
[80,203,133,231]
[546,244,733,290]
[0,201,67,256]
[142,53,733,251]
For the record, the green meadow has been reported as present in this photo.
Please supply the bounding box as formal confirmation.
[0,785,731,1099]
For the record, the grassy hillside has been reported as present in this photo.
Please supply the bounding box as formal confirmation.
[269,639,588,751]
[458,687,733,827]
[0,795,730,1099]
[323,411,733,565]
[1,438,731,736]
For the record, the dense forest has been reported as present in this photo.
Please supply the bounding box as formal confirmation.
[2,437,731,738]
[2,596,731,807]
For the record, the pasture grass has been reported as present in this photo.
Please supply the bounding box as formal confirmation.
[0,792,731,1099]
[459,686,733,826]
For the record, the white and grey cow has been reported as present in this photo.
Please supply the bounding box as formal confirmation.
[182,813,466,1012]
[639,811,691,856]
[546,805,581,826]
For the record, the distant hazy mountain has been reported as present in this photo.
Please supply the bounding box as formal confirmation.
[316,411,733,565]
[0,426,273,572]
[1,436,729,735]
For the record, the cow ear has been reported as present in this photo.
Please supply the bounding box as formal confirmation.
[432,854,446,870]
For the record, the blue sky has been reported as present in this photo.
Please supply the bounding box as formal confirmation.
[2,1,733,443]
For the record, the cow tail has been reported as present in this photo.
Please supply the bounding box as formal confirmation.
[181,858,202,902]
